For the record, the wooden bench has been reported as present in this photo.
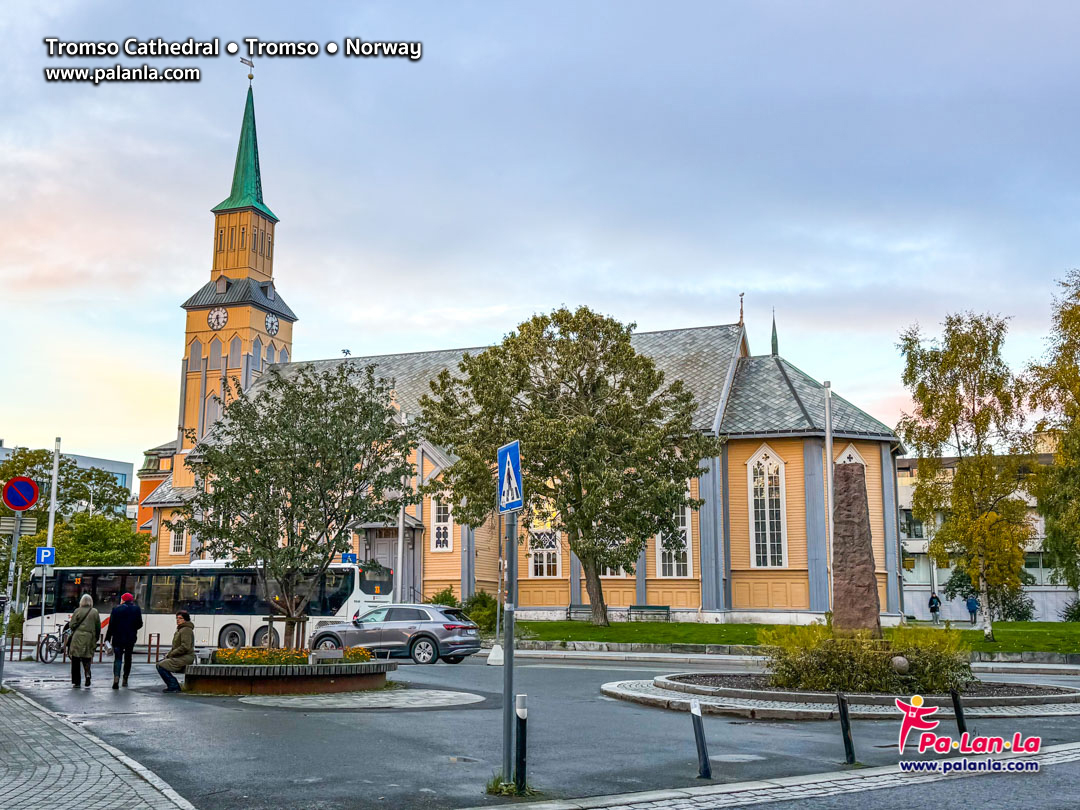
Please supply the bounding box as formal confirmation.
[566,604,599,622]
[308,648,344,665]
[629,605,670,622]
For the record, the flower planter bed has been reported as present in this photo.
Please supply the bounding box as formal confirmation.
[183,661,396,695]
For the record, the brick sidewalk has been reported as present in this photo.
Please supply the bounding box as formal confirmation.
[0,691,195,810]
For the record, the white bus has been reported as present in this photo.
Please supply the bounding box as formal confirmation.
[25,562,394,649]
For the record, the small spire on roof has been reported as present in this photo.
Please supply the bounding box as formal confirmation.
[739,293,744,326]
[771,308,778,356]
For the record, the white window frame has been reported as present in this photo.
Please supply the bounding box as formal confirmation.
[431,498,453,553]
[657,502,694,578]
[747,443,788,569]
[169,526,185,556]
[600,564,628,578]
[835,443,867,467]
[528,529,562,578]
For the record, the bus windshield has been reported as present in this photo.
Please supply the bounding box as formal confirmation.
[358,567,393,597]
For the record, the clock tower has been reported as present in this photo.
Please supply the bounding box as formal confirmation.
[175,86,297,466]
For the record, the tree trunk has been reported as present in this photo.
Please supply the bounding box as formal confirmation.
[581,558,609,626]
[979,573,994,641]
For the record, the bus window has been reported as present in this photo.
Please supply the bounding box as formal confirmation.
[124,574,149,607]
[57,573,88,613]
[319,570,355,616]
[94,572,124,612]
[359,567,392,597]
[218,573,257,614]
[25,576,55,618]
[148,574,178,614]
[178,574,215,613]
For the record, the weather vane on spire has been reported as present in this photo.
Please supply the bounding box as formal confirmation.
[739,292,745,325]
[240,57,254,84]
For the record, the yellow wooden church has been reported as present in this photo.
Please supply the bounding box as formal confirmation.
[138,87,905,624]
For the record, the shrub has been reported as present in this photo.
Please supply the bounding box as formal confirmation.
[426,587,459,607]
[462,590,498,632]
[1061,598,1080,622]
[761,624,972,694]
[214,647,310,665]
[342,646,373,662]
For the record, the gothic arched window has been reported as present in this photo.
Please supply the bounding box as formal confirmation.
[747,444,786,568]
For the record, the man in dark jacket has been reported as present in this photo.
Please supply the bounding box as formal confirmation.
[106,592,143,689]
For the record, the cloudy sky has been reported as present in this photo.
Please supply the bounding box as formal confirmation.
[1,1,1077,478]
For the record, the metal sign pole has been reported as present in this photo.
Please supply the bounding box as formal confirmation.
[823,384,834,611]
[0,511,23,686]
[501,510,517,783]
[42,438,60,649]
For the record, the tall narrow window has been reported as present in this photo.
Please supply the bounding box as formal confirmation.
[267,236,272,259]
[748,445,786,568]
[251,228,257,252]
[240,226,246,250]
[170,527,185,555]
[659,501,692,577]
[229,227,235,250]
[431,499,453,552]
[217,229,224,252]
[529,529,560,577]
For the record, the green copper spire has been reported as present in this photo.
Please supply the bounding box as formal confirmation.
[212,87,278,222]
[771,309,778,356]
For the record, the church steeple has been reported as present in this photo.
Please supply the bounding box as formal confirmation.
[213,87,278,222]
[771,309,779,356]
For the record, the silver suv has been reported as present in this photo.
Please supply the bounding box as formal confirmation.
[310,603,481,664]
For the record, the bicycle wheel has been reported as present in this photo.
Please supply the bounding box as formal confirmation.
[38,635,59,663]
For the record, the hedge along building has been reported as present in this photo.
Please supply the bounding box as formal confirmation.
[138,86,905,623]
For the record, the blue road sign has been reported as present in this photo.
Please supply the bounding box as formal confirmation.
[2,477,39,512]
[35,546,55,566]
[497,440,524,514]
[341,552,358,564]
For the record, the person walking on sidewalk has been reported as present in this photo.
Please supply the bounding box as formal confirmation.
[928,593,942,625]
[67,594,101,688]
[156,611,195,693]
[106,592,143,689]
[966,595,980,625]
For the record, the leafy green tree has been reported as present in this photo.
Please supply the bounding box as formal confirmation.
[421,306,721,625]
[898,312,1033,640]
[1028,272,1080,591]
[941,566,1035,622]
[0,447,130,523]
[169,363,419,647]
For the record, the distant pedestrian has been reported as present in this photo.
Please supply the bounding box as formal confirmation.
[156,611,195,693]
[106,592,143,689]
[966,595,980,625]
[66,594,101,688]
[928,593,942,625]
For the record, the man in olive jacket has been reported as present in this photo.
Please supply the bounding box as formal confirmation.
[156,611,196,693]
[106,592,143,689]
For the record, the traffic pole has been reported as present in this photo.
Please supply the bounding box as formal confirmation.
[690,699,712,779]
[0,511,23,686]
[837,691,856,765]
[41,438,60,651]
[501,510,517,784]
[514,694,527,793]
[950,688,968,737]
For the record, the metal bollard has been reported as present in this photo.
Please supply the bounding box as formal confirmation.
[98,633,105,663]
[950,688,967,736]
[147,633,161,663]
[514,694,527,793]
[690,699,712,779]
[836,692,856,765]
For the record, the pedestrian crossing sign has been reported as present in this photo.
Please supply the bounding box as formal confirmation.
[497,440,523,514]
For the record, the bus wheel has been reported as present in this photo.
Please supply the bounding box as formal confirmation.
[252,626,280,648]
[218,625,246,649]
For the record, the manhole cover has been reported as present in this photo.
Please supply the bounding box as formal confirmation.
[239,689,486,710]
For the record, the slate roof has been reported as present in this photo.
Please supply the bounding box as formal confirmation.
[182,276,297,321]
[145,439,178,454]
[719,355,896,441]
[273,324,745,432]
[142,473,197,508]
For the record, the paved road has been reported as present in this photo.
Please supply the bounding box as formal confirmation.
[4,657,1080,809]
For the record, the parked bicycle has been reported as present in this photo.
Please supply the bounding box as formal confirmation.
[36,627,70,663]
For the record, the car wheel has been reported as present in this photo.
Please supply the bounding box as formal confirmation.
[444,655,464,664]
[410,637,438,665]
[218,624,246,649]
[314,635,341,650]
[252,626,280,648]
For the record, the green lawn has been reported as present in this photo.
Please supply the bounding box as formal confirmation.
[517,620,1080,654]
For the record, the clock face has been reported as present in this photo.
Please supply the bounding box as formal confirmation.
[207,307,228,331]
[265,313,280,337]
